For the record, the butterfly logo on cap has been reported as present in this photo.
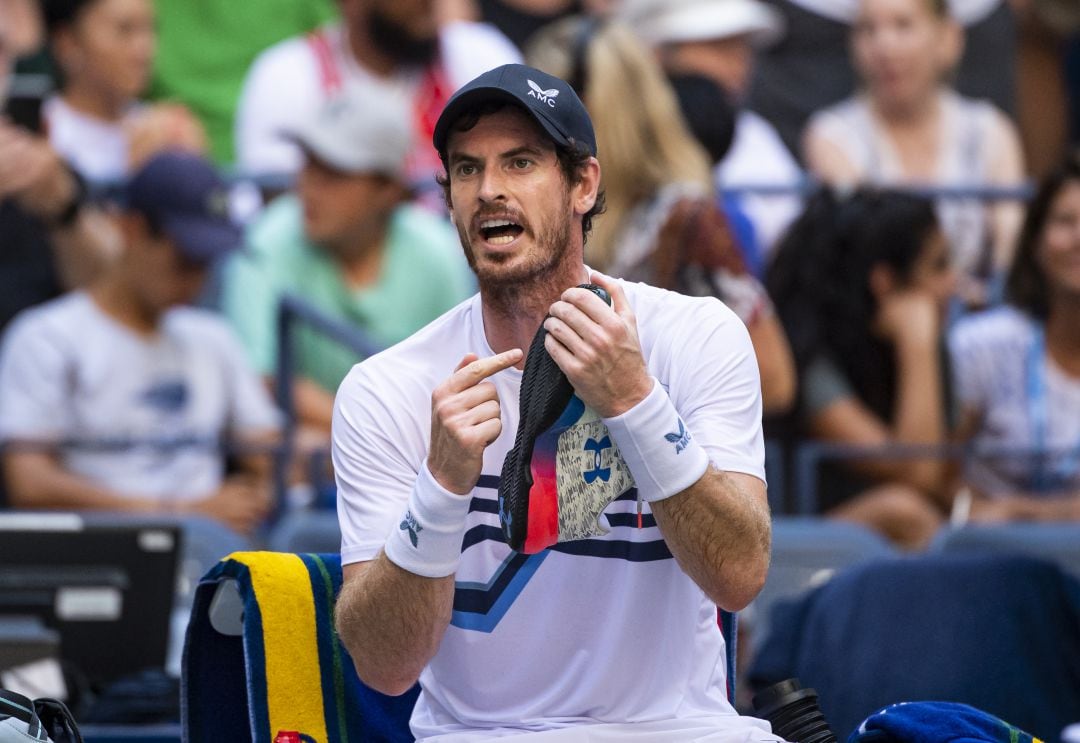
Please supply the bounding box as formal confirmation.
[527,79,559,108]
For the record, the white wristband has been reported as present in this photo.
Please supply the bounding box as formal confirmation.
[602,379,710,503]
[383,462,472,578]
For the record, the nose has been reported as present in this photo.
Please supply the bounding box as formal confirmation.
[477,168,506,203]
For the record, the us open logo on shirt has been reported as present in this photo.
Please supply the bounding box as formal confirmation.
[527,80,559,108]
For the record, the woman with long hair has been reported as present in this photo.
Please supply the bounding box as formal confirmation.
[767,187,956,549]
[803,0,1025,307]
[526,17,796,415]
[949,154,1080,521]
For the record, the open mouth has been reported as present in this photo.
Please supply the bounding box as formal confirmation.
[479,218,525,246]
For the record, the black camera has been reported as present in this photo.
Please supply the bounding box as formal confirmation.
[752,678,838,743]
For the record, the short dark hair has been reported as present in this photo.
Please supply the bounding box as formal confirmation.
[435,101,606,243]
[42,0,96,34]
[1007,153,1080,319]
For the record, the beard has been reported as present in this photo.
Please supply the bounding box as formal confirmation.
[456,198,575,314]
[368,8,439,66]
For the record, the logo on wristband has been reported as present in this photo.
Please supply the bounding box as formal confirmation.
[400,511,423,547]
[665,419,691,454]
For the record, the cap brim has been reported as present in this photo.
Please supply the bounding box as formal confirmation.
[161,215,243,264]
[433,86,572,158]
[643,3,784,47]
[284,130,403,178]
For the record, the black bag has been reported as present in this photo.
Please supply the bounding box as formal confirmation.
[0,689,83,743]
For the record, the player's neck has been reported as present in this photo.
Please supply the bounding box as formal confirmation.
[480,263,589,367]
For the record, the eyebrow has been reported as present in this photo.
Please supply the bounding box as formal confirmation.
[447,144,550,167]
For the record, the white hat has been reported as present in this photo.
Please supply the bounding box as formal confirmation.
[620,0,784,48]
[285,79,412,178]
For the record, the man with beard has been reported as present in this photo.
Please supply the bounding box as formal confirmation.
[234,0,519,204]
[331,64,780,742]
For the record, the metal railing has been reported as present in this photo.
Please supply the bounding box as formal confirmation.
[271,293,383,513]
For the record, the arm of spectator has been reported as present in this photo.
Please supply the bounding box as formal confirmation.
[969,492,1080,522]
[984,109,1027,275]
[126,102,209,172]
[808,291,948,504]
[747,311,797,416]
[293,376,336,433]
[0,120,120,286]
[2,448,160,513]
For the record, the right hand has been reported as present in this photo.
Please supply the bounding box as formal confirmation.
[125,103,208,171]
[873,289,941,348]
[428,349,522,495]
[186,474,271,535]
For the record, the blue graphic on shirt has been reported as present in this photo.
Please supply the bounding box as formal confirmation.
[451,475,669,633]
[140,380,189,413]
[583,436,612,484]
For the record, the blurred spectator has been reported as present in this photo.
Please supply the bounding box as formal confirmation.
[41,0,207,183]
[149,0,338,164]
[451,0,583,51]
[234,0,519,201]
[526,18,796,415]
[618,0,805,263]
[0,152,280,535]
[1,0,117,333]
[767,188,955,549]
[668,70,765,276]
[221,80,473,439]
[803,0,1026,308]
[949,153,1080,521]
[749,0,1019,159]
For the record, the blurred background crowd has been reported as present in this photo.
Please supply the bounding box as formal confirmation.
[0,0,1079,734]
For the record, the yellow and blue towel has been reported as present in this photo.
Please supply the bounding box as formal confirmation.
[182,551,419,743]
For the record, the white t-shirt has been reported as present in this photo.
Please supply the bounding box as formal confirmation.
[43,95,139,183]
[0,292,280,503]
[949,305,1080,495]
[333,280,769,741]
[234,20,520,187]
[716,109,804,261]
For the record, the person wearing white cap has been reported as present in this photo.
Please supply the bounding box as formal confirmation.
[220,79,475,439]
[619,0,805,264]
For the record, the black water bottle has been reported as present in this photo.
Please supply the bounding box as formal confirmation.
[752,678,838,743]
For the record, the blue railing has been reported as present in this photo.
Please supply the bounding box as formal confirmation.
[271,293,383,513]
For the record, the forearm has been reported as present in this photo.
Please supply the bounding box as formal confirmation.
[891,336,947,495]
[294,377,337,432]
[748,314,796,417]
[3,452,157,513]
[335,556,454,695]
[650,467,771,611]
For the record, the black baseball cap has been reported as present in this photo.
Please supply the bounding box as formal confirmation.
[124,151,242,264]
[433,63,597,160]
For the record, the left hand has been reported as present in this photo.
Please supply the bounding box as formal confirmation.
[0,120,77,220]
[543,271,653,418]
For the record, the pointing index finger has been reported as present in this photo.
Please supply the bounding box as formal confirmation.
[451,349,523,390]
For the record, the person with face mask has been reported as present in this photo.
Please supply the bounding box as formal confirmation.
[233,0,520,205]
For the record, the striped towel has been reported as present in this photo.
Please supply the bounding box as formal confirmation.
[182,552,419,743]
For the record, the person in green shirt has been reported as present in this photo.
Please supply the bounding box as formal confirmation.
[221,78,474,438]
[149,0,338,164]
